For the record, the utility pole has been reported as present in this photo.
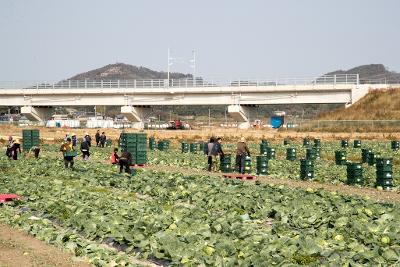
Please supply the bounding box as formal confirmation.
[208,108,211,127]
[190,50,196,86]
[225,107,227,126]
[167,48,173,87]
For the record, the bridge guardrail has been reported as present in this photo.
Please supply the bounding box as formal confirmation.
[0,74,359,89]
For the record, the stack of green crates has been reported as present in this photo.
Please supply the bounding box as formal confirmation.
[306,148,317,161]
[119,133,147,165]
[256,155,268,175]
[266,147,276,160]
[347,162,363,185]
[354,140,362,148]
[391,141,399,151]
[300,159,314,180]
[286,148,296,161]
[283,139,290,145]
[376,158,393,189]
[361,148,372,163]
[22,129,40,151]
[189,143,198,153]
[158,140,170,151]
[335,150,347,165]
[220,154,232,173]
[149,137,156,150]
[244,156,252,174]
[260,143,268,155]
[341,140,349,148]
[314,138,321,147]
[261,139,269,146]
[368,151,379,166]
[181,142,189,153]
[303,138,310,147]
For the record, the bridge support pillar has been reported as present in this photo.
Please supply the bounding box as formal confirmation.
[21,106,54,122]
[227,105,255,129]
[121,106,151,129]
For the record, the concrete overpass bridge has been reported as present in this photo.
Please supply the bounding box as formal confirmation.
[0,74,386,128]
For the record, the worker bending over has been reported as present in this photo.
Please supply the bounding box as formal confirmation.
[119,150,132,174]
[10,139,21,160]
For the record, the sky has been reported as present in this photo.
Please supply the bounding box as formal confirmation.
[0,0,399,81]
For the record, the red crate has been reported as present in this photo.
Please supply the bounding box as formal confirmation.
[0,194,22,203]
[223,173,257,180]
[130,164,147,168]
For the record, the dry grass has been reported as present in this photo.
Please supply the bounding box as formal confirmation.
[319,88,400,120]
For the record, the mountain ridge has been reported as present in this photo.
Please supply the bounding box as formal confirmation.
[69,63,192,80]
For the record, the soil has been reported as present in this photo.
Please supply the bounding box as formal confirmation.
[0,223,91,267]
[1,125,400,144]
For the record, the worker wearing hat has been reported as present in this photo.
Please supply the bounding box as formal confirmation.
[236,137,251,174]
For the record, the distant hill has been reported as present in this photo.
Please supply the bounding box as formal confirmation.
[69,63,192,80]
[319,89,400,120]
[326,64,400,84]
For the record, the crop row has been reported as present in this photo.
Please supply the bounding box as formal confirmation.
[148,141,400,189]
[1,151,400,266]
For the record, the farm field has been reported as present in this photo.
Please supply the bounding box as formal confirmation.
[1,140,400,266]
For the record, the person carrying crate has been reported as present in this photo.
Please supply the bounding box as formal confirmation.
[60,137,76,169]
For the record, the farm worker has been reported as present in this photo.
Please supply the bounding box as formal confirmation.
[210,137,225,171]
[205,137,215,171]
[60,137,75,169]
[64,132,71,142]
[10,139,21,160]
[6,136,14,159]
[100,132,107,148]
[119,150,132,174]
[235,137,251,174]
[95,130,101,147]
[111,148,119,164]
[30,146,41,159]
[118,130,125,146]
[84,132,92,147]
[71,133,78,147]
[80,138,90,161]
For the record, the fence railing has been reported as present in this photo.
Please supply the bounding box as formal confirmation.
[0,74,359,90]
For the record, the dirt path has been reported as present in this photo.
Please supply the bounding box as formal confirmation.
[0,223,91,267]
[144,165,400,204]
[1,125,400,144]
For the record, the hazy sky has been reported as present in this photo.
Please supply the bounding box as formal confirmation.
[0,0,399,81]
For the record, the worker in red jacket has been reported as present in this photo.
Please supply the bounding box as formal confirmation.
[111,148,119,164]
